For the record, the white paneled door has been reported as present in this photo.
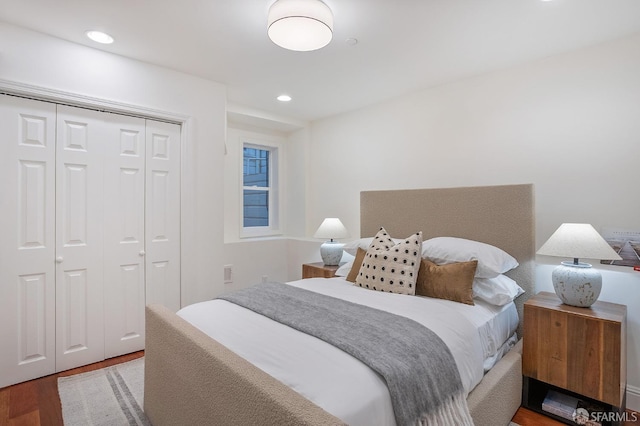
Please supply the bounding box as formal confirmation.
[103,114,147,359]
[0,94,181,388]
[55,105,106,372]
[0,96,57,387]
[145,121,181,312]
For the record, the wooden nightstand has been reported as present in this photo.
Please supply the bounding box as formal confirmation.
[522,291,627,425]
[302,262,343,279]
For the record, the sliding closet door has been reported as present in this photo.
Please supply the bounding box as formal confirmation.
[55,105,106,372]
[0,95,56,388]
[103,114,147,358]
[145,121,181,311]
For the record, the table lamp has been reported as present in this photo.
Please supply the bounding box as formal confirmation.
[536,223,622,307]
[313,218,350,266]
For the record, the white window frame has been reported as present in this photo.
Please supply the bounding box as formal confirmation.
[240,140,281,238]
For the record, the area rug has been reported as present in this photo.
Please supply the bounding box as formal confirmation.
[58,358,150,425]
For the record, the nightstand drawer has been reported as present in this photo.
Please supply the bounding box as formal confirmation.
[523,292,626,407]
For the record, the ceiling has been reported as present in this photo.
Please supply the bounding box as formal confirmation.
[2,0,640,123]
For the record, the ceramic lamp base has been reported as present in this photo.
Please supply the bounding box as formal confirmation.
[319,241,344,266]
[552,261,602,307]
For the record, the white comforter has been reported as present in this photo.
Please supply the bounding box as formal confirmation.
[178,278,485,426]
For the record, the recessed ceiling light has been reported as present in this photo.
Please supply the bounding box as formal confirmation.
[85,30,114,44]
[277,95,292,102]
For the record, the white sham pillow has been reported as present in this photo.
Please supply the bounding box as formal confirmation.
[343,237,403,256]
[335,260,353,277]
[473,274,525,306]
[421,237,518,279]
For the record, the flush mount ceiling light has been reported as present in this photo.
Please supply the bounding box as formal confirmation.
[268,0,333,51]
[85,30,114,44]
[277,94,292,102]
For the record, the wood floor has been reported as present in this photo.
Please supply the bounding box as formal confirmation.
[0,351,638,425]
[0,351,144,426]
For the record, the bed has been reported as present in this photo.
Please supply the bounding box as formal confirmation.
[144,183,535,426]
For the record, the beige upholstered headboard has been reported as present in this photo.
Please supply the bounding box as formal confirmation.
[360,184,535,337]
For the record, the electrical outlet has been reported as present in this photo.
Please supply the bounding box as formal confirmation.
[261,275,268,283]
[224,265,233,284]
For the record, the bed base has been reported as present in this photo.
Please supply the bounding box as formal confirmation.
[145,304,522,426]
[144,304,345,426]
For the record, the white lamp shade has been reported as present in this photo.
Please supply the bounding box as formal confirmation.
[313,218,349,240]
[268,0,333,51]
[536,223,622,261]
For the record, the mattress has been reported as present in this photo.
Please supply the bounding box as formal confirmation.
[177,277,518,426]
[460,296,519,370]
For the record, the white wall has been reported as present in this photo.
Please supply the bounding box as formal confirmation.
[286,126,311,238]
[0,22,227,305]
[221,238,289,293]
[221,238,322,292]
[308,34,640,239]
[306,33,640,409]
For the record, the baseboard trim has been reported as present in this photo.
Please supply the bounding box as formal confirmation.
[628,385,640,412]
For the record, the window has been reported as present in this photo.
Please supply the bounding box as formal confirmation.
[242,143,279,236]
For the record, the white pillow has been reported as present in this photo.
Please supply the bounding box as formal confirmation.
[343,237,403,256]
[335,260,353,277]
[421,237,518,279]
[473,274,525,306]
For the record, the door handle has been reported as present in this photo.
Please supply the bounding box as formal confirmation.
[56,256,64,264]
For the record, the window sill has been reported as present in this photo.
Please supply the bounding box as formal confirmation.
[239,229,283,240]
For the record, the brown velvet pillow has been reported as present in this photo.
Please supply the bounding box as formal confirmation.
[416,259,478,305]
[346,248,367,283]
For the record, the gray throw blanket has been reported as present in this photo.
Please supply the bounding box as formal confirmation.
[219,282,473,426]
